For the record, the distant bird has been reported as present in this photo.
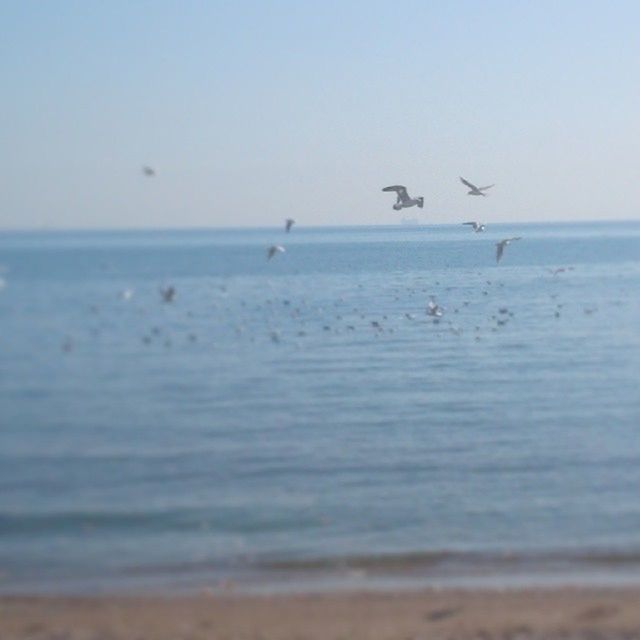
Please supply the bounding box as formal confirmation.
[547,267,575,276]
[463,221,486,232]
[119,288,134,301]
[459,177,494,196]
[285,218,295,233]
[426,298,444,317]
[382,185,424,210]
[160,285,176,302]
[267,245,285,260]
[142,166,156,177]
[495,237,522,264]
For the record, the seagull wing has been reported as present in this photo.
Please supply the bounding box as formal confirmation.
[463,222,477,227]
[496,242,505,263]
[268,246,284,260]
[479,184,495,191]
[459,177,478,191]
[383,185,410,203]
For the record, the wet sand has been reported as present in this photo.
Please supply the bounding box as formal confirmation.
[2,588,640,639]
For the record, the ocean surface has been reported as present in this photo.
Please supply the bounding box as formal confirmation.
[1,221,640,594]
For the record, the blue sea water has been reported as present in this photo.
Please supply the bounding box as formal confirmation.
[1,221,640,593]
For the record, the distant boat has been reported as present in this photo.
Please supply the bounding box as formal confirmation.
[401,218,420,226]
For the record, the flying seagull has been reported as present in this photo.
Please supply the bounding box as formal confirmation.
[285,218,295,233]
[463,221,486,232]
[382,185,424,210]
[495,237,522,264]
[142,166,156,177]
[460,177,494,196]
[426,298,444,318]
[267,245,285,260]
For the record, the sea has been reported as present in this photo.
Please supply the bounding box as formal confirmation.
[1,221,639,594]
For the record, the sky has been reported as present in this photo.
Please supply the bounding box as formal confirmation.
[1,1,639,230]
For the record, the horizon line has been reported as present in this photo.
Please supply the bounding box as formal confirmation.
[1,218,638,235]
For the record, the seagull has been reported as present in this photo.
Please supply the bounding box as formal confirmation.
[463,221,486,232]
[142,166,156,177]
[267,245,285,260]
[459,177,494,196]
[495,237,522,264]
[426,298,444,317]
[382,185,424,210]
[285,218,295,233]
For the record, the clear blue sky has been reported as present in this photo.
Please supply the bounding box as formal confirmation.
[2,1,639,229]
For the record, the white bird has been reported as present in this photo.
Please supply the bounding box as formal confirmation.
[463,221,486,232]
[142,166,156,177]
[285,218,295,233]
[426,298,444,317]
[119,288,134,301]
[460,177,494,196]
[267,245,285,260]
[382,185,424,210]
[495,237,522,263]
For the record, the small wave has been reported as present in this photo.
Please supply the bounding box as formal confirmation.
[257,549,640,574]
[0,508,323,536]
[260,551,460,572]
[0,510,181,535]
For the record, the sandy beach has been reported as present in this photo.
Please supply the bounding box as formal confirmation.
[2,588,640,640]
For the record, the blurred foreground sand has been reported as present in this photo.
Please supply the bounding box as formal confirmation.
[2,588,640,639]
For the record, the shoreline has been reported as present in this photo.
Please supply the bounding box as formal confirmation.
[5,548,640,597]
[3,586,640,639]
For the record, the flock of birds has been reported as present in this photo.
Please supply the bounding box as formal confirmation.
[34,165,589,354]
[124,268,580,353]
[263,176,521,265]
[143,166,521,266]
[131,166,586,349]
